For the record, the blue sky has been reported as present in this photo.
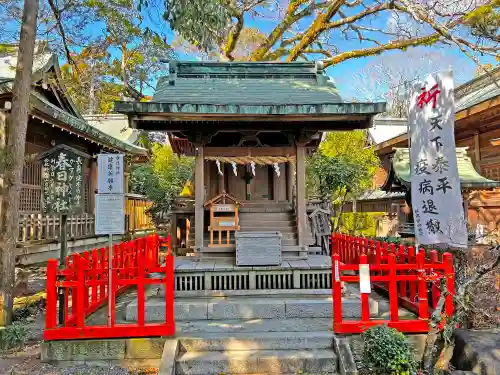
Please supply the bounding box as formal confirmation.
[1,1,493,101]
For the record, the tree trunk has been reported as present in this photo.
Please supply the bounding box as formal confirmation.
[0,0,38,327]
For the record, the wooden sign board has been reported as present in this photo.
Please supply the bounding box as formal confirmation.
[38,144,90,215]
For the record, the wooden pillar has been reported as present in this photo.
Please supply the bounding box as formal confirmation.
[194,146,204,252]
[89,158,98,214]
[296,145,306,247]
[286,162,293,203]
[463,192,470,225]
[473,131,481,172]
[170,214,178,255]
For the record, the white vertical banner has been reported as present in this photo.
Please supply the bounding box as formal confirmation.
[98,154,124,194]
[409,71,467,247]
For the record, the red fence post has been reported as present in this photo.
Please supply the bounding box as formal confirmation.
[430,250,440,309]
[417,251,429,319]
[408,247,417,304]
[388,254,399,322]
[165,235,175,332]
[137,238,146,327]
[398,244,407,299]
[99,248,106,302]
[443,253,455,318]
[76,257,86,328]
[91,249,98,305]
[45,259,58,329]
[332,253,343,330]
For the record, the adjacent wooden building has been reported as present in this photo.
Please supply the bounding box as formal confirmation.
[116,60,386,260]
[356,67,500,238]
[0,45,152,263]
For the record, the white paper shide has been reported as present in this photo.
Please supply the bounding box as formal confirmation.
[409,71,467,247]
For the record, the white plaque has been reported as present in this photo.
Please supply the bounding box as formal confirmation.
[214,204,233,212]
[334,260,340,282]
[96,194,125,234]
[359,264,371,294]
[98,154,124,194]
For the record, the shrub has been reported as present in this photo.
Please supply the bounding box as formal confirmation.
[0,323,30,351]
[362,325,417,375]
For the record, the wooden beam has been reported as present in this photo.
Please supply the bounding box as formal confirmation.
[130,113,369,123]
[194,146,205,252]
[455,96,500,122]
[374,133,408,154]
[204,147,296,157]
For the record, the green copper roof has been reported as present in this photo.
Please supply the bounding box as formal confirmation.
[391,148,500,190]
[115,61,386,116]
[30,93,146,155]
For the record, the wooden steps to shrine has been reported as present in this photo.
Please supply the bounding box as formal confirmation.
[188,201,314,260]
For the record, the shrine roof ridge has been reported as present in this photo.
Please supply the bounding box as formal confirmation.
[37,144,91,160]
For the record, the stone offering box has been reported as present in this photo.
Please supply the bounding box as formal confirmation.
[236,231,282,266]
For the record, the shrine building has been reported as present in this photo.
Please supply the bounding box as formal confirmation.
[116,61,386,261]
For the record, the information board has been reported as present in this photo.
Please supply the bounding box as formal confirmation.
[95,194,125,234]
[98,154,124,194]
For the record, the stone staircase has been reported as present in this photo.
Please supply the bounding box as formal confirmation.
[189,201,313,260]
[127,291,351,374]
[174,331,338,375]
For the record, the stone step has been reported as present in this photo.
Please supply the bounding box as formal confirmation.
[239,213,295,221]
[239,226,297,233]
[125,296,374,322]
[201,238,298,246]
[173,289,333,299]
[176,318,334,334]
[175,349,338,375]
[178,331,335,352]
[239,207,293,213]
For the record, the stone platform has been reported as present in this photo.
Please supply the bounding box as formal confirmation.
[172,255,333,294]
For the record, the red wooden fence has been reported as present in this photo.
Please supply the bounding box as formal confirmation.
[331,233,455,334]
[44,234,175,340]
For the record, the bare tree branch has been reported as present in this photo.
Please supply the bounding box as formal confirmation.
[324,33,441,67]
[250,0,325,61]
[46,0,79,75]
[223,12,245,60]
[286,0,346,61]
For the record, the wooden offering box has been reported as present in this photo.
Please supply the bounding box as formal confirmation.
[204,192,242,248]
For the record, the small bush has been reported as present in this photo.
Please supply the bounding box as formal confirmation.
[362,325,417,375]
[0,322,30,351]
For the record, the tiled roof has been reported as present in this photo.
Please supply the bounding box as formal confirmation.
[116,60,386,116]
[0,48,146,155]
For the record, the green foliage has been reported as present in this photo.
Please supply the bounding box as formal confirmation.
[157,0,232,52]
[465,0,500,41]
[307,131,378,200]
[0,323,30,351]
[362,325,417,375]
[129,144,193,222]
[340,212,382,237]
